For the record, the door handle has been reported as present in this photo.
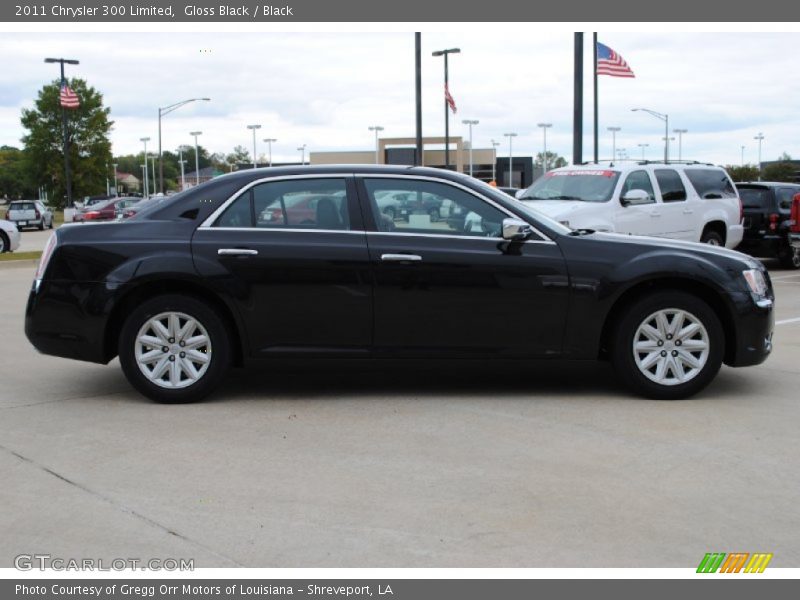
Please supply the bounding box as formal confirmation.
[380,253,422,262]
[218,248,258,256]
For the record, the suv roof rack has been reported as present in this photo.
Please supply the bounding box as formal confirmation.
[634,160,717,167]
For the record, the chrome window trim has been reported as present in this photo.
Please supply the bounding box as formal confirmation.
[365,231,556,245]
[198,173,354,229]
[357,173,552,242]
[204,227,365,235]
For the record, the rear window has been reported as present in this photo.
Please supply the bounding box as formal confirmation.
[776,187,800,211]
[738,188,771,209]
[683,169,737,199]
[10,202,35,211]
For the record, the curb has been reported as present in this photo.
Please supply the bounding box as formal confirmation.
[0,259,38,269]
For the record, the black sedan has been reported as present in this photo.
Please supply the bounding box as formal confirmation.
[25,166,774,402]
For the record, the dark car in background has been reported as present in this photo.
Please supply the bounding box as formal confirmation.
[736,182,800,269]
[25,166,774,403]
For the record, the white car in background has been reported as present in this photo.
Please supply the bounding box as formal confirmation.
[517,162,744,248]
[0,219,21,253]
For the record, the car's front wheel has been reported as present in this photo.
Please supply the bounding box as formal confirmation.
[118,294,231,403]
[0,231,8,253]
[611,291,724,399]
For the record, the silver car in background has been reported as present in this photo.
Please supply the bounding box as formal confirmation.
[5,200,54,231]
[0,219,21,253]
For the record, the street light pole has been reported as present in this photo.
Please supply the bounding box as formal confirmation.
[754,132,764,181]
[149,154,157,195]
[140,137,150,197]
[741,145,746,168]
[461,119,478,176]
[297,144,307,165]
[44,57,80,207]
[190,131,202,186]
[607,127,620,162]
[247,124,261,168]
[157,98,210,193]
[178,146,187,191]
[491,140,500,183]
[112,162,118,196]
[432,48,461,170]
[263,138,277,167]
[637,143,649,160]
[673,128,688,161]
[632,108,669,162]
[368,126,384,164]
[504,132,517,187]
[537,123,552,173]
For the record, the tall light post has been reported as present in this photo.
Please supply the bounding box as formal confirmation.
[149,154,157,195]
[754,132,764,181]
[158,97,210,193]
[616,148,628,160]
[246,124,261,168]
[432,47,461,170]
[491,139,500,183]
[632,108,669,162]
[741,145,746,168]
[504,132,517,187]
[297,144,307,165]
[45,57,80,207]
[140,137,150,197]
[537,123,552,173]
[673,128,688,161]
[112,162,118,196]
[140,165,146,195]
[461,119,479,176]
[177,145,188,191]
[607,127,621,161]
[637,143,649,160]
[190,131,202,186]
[263,138,277,167]
[368,125,384,164]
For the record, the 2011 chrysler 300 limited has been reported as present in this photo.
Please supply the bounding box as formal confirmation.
[25,166,774,402]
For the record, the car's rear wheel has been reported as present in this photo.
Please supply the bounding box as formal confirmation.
[0,231,8,253]
[611,291,724,399]
[778,245,800,269]
[700,230,724,246]
[118,295,231,403]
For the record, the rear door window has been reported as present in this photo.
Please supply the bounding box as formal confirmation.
[654,169,687,202]
[776,187,799,211]
[684,169,737,199]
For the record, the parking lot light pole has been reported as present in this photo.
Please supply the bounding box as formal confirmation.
[149,154,157,195]
[45,57,79,207]
[673,128,688,161]
[504,133,517,187]
[247,124,261,168]
[158,98,210,193]
[754,132,764,181]
[140,137,150,197]
[607,127,621,162]
[177,145,188,190]
[140,164,146,195]
[297,144,307,165]
[263,138,277,167]
[537,123,552,173]
[461,120,478,176]
[632,108,669,162]
[432,48,461,170]
[190,131,202,186]
[112,162,118,196]
[741,145,746,167]
[491,139,500,183]
[368,126,384,164]
[637,143,649,160]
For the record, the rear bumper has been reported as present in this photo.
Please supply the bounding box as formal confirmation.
[25,279,116,364]
[727,224,744,249]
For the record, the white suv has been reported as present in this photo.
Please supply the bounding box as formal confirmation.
[517,162,744,248]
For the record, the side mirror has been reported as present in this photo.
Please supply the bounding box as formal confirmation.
[502,218,533,241]
[514,189,526,199]
[620,189,651,206]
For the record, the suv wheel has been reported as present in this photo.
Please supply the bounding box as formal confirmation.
[0,231,8,253]
[778,245,800,269]
[700,230,724,246]
[118,294,231,403]
[611,291,724,399]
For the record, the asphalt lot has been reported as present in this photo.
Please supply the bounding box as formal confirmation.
[0,260,799,568]
[15,225,60,253]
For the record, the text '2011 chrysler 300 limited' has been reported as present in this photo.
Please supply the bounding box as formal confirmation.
[25,166,774,402]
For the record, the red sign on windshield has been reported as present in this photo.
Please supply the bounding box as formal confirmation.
[546,170,616,177]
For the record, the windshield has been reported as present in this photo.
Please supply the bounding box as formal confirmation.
[519,170,620,202]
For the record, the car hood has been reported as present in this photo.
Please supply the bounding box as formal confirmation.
[520,199,599,220]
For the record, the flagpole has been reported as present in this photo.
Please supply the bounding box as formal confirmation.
[45,58,78,208]
[593,32,599,163]
[572,33,583,166]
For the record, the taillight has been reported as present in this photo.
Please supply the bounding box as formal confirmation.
[769,213,779,231]
[35,233,57,280]
[791,193,800,233]
[83,210,101,220]
[35,209,41,219]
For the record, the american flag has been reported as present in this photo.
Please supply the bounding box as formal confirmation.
[445,83,457,114]
[59,82,80,109]
[596,43,635,78]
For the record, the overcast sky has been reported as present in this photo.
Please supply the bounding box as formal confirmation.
[0,31,798,167]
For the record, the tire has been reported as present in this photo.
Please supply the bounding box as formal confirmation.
[38,218,44,231]
[0,231,8,253]
[48,217,54,230]
[611,291,724,400]
[778,245,800,269]
[700,229,724,246]
[118,294,231,403]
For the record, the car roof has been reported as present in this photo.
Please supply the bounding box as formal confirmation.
[735,181,800,188]
[553,161,724,173]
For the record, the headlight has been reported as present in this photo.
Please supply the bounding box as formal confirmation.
[743,269,768,296]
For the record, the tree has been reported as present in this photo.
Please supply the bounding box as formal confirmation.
[762,152,797,183]
[20,78,113,207]
[725,165,760,182]
[535,151,567,171]
[0,146,36,200]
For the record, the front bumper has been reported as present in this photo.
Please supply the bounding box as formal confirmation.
[725,290,774,368]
